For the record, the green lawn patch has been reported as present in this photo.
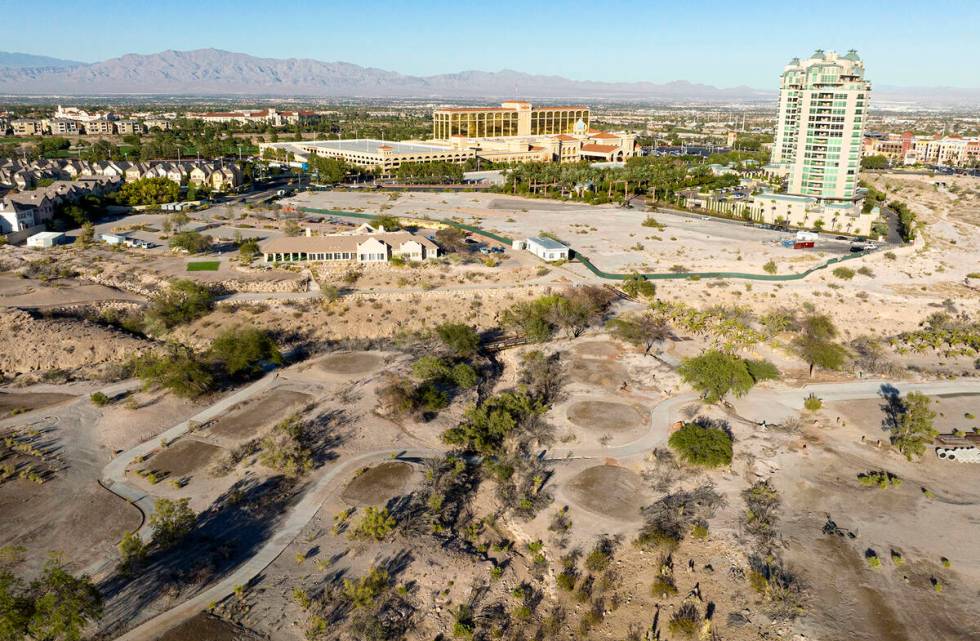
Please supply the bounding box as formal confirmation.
[186,261,220,272]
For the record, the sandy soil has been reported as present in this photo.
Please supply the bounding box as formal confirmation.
[562,463,649,521]
[206,389,313,442]
[341,461,418,506]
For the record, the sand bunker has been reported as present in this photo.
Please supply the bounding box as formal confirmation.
[0,391,75,414]
[156,613,265,641]
[567,400,649,433]
[568,359,629,390]
[572,341,623,359]
[147,439,223,478]
[341,461,415,506]
[565,465,645,521]
[208,390,312,440]
[319,352,385,375]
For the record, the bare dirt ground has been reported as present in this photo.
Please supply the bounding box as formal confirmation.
[206,389,313,442]
[562,463,649,521]
[341,461,418,506]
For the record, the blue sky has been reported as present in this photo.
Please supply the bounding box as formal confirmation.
[2,0,977,88]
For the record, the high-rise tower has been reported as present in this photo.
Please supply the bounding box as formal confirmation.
[771,49,870,201]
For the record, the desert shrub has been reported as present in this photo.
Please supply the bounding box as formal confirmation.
[436,322,480,357]
[117,531,146,573]
[442,390,544,456]
[668,420,733,467]
[865,549,881,568]
[350,506,396,541]
[149,497,195,548]
[449,363,479,389]
[606,311,670,355]
[857,470,901,489]
[258,415,313,478]
[742,481,780,547]
[621,273,656,299]
[763,260,777,274]
[888,391,938,460]
[90,392,111,407]
[668,601,702,637]
[143,279,214,333]
[832,266,855,280]
[745,359,780,382]
[803,393,823,411]
[342,566,389,608]
[207,325,282,378]
[133,346,214,398]
[794,314,848,375]
[168,231,212,254]
[584,537,615,573]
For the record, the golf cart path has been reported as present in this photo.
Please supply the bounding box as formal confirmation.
[107,376,980,640]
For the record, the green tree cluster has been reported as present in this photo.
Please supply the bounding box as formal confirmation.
[668,421,734,467]
[116,177,179,206]
[678,350,779,402]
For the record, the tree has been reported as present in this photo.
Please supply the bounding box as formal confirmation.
[143,279,214,332]
[793,314,848,375]
[436,323,480,357]
[238,237,260,262]
[607,312,670,355]
[77,223,94,245]
[890,392,938,460]
[621,274,656,299]
[133,347,214,399]
[116,177,179,206]
[208,325,282,378]
[668,421,733,467]
[149,498,195,548]
[116,532,146,574]
[371,215,401,231]
[13,558,103,641]
[677,350,755,402]
[168,231,212,254]
[282,220,302,237]
[434,227,467,253]
[861,155,889,170]
[442,390,544,455]
[169,211,190,232]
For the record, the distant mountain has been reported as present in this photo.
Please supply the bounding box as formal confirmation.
[0,48,976,107]
[0,51,85,70]
[0,48,771,102]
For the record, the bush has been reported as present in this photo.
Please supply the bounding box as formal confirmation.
[343,566,389,608]
[259,415,313,478]
[449,363,479,389]
[168,231,212,254]
[857,470,901,489]
[133,347,214,398]
[668,421,733,467]
[90,391,111,407]
[865,549,881,568]
[763,260,777,274]
[833,267,855,280]
[350,506,396,541]
[436,322,480,357]
[642,216,666,230]
[677,350,754,402]
[149,497,195,548]
[143,279,214,333]
[803,393,823,411]
[208,325,282,378]
[668,602,702,637]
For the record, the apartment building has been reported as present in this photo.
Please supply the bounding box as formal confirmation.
[84,119,116,135]
[116,120,145,135]
[144,118,173,131]
[863,132,980,167]
[45,118,79,135]
[11,119,43,137]
[754,50,874,234]
[187,107,318,127]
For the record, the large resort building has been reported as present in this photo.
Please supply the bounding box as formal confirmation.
[432,101,590,139]
[257,101,638,174]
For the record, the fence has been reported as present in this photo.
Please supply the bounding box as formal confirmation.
[298,206,870,282]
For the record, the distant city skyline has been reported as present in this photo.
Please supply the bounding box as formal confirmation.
[1,0,977,89]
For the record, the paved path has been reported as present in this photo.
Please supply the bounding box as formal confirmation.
[105,376,980,640]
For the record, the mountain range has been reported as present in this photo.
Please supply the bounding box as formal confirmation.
[0,48,977,107]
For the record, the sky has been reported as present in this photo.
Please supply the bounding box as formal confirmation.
[1,0,978,88]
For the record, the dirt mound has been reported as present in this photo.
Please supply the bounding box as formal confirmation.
[154,613,265,641]
[319,351,384,375]
[565,464,646,521]
[0,391,75,414]
[568,358,629,390]
[572,341,623,359]
[341,461,415,506]
[208,389,312,440]
[0,309,148,379]
[146,439,223,478]
[567,400,649,433]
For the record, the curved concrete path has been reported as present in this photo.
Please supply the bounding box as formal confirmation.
[106,376,980,640]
